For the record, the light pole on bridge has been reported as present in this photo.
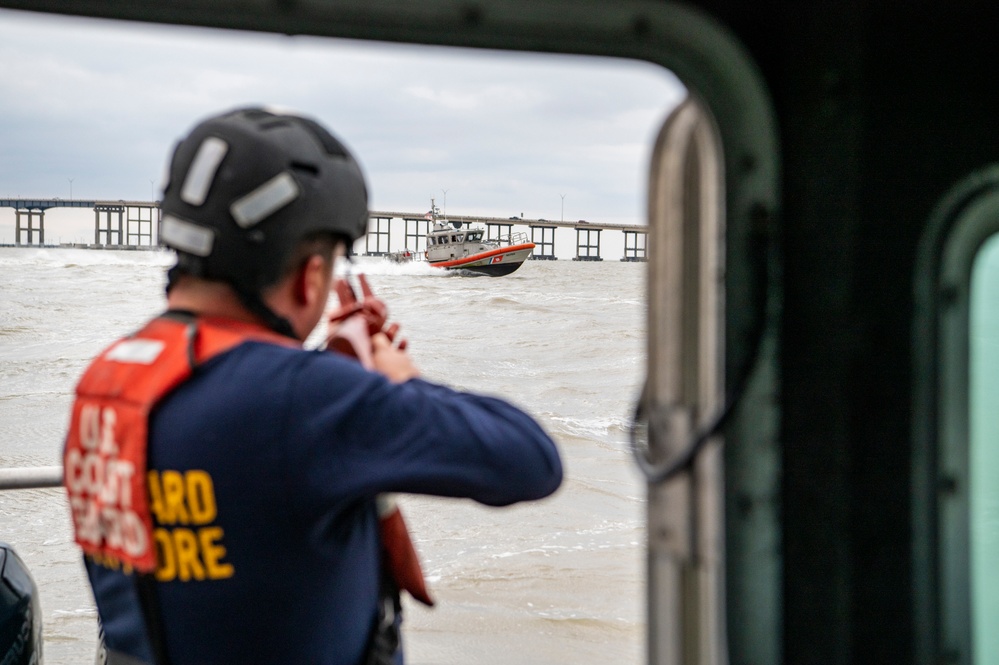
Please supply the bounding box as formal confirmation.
[68,178,74,201]
[560,193,565,223]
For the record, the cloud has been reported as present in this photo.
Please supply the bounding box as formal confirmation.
[0,8,685,244]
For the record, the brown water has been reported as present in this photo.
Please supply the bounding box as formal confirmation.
[0,247,646,664]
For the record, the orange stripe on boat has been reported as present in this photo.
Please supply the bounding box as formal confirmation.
[429,243,535,268]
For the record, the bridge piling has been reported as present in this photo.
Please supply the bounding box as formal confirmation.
[15,208,44,245]
[402,217,432,255]
[529,225,557,260]
[364,216,392,256]
[94,204,125,245]
[573,226,603,261]
[126,205,159,245]
[622,229,648,262]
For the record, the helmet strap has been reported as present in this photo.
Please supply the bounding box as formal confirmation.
[166,254,207,294]
[165,253,298,339]
[233,285,298,340]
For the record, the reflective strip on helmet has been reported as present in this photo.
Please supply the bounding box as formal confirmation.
[229,172,301,228]
[161,215,214,257]
[180,137,229,206]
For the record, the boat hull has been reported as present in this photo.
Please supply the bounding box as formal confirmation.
[428,243,535,276]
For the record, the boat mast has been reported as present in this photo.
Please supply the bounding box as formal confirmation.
[429,197,444,223]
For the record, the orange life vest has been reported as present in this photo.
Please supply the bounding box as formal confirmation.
[63,314,293,573]
[63,313,434,605]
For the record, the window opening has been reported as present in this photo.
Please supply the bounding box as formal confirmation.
[970,234,999,664]
[0,7,783,665]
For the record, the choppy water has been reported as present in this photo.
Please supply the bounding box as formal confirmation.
[0,247,646,665]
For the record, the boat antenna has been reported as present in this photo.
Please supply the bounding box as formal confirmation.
[429,197,444,223]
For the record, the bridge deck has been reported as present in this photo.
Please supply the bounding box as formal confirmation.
[370,210,646,232]
[0,200,645,232]
[0,199,159,210]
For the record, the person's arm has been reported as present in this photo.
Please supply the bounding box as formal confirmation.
[289,352,562,511]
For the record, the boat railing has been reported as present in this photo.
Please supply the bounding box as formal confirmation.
[0,465,63,491]
[493,231,531,246]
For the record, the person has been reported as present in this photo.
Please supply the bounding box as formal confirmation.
[62,107,563,665]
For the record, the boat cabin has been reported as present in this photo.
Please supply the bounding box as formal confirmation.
[427,222,490,261]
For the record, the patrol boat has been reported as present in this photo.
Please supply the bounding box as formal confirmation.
[423,201,535,276]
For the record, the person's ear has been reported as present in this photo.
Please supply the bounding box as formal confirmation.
[293,254,328,306]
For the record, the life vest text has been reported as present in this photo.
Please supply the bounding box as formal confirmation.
[148,470,234,582]
[65,404,149,560]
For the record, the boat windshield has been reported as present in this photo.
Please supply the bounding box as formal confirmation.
[468,231,483,242]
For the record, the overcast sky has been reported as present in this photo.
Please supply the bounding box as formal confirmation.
[0,8,684,245]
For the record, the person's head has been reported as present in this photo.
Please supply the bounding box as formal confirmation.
[159,107,369,338]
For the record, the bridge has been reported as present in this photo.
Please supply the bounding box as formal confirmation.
[0,199,647,261]
[0,199,160,247]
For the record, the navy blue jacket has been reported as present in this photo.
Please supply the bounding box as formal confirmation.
[86,340,562,664]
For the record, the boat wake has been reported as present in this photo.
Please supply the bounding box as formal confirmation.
[335,256,439,277]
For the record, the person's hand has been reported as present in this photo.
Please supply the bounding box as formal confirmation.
[371,332,419,383]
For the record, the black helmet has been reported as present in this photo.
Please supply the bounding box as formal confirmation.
[160,107,368,294]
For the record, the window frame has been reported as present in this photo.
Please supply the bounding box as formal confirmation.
[914,166,999,665]
[1,1,783,662]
